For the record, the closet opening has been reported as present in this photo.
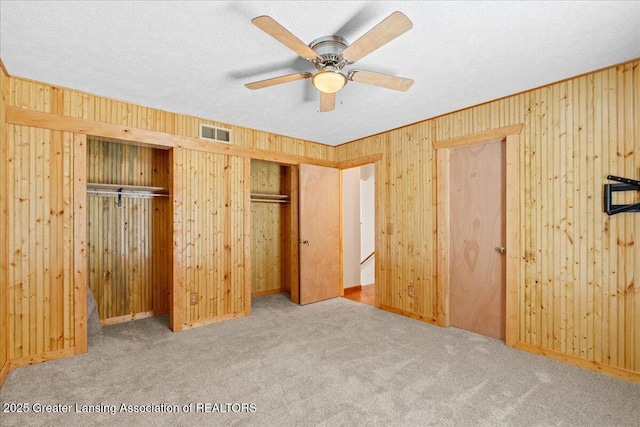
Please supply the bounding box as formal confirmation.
[85,138,172,334]
[249,160,299,303]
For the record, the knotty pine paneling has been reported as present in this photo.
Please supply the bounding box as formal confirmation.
[3,74,331,366]
[179,150,245,326]
[86,139,170,324]
[1,62,9,381]
[7,76,332,161]
[5,124,75,360]
[337,60,639,374]
[380,123,438,321]
[250,161,290,296]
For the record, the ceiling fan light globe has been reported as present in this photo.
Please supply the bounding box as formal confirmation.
[312,70,347,94]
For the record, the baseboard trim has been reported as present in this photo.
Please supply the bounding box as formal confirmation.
[182,311,247,330]
[379,304,438,325]
[9,347,75,370]
[251,289,286,298]
[515,341,640,384]
[343,285,362,295]
[0,362,9,387]
[101,309,169,326]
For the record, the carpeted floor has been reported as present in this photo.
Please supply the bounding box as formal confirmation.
[1,293,639,426]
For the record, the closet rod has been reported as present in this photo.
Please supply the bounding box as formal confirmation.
[250,198,289,204]
[86,190,169,198]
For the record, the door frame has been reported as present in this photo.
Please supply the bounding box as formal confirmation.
[337,154,382,306]
[433,124,522,347]
[73,133,179,356]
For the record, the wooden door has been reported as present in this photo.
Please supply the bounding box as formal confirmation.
[449,140,506,340]
[298,163,341,305]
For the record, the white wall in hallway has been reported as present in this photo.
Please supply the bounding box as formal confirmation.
[342,167,361,289]
[360,164,375,285]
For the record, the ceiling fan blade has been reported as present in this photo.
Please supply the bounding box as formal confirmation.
[319,91,335,112]
[349,70,414,92]
[252,16,320,62]
[341,11,412,63]
[245,72,312,90]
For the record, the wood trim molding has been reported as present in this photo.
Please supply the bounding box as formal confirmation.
[6,107,338,167]
[243,157,252,316]
[251,289,285,298]
[0,59,9,77]
[504,133,521,347]
[515,341,640,385]
[0,361,8,386]
[0,56,9,387]
[181,311,247,330]
[433,124,523,150]
[373,159,381,308]
[435,148,450,327]
[9,348,76,370]
[289,165,300,304]
[72,133,88,355]
[100,309,169,326]
[379,304,438,325]
[169,148,183,331]
[337,153,383,170]
[434,124,523,346]
[343,285,362,295]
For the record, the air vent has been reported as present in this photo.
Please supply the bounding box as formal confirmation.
[199,124,232,143]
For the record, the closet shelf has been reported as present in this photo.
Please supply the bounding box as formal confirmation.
[87,182,169,197]
[250,193,289,204]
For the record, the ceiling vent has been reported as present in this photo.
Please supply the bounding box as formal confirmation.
[199,124,232,143]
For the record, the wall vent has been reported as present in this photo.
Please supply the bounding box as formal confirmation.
[199,124,232,144]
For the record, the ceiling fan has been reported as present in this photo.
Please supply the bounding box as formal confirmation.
[245,11,414,112]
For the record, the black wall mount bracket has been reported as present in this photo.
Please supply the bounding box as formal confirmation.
[604,175,640,215]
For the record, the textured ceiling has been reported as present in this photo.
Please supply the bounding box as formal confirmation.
[1,1,639,146]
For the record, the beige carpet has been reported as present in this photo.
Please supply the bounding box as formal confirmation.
[1,293,639,426]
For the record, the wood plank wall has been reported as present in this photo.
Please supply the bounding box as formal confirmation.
[250,161,291,296]
[179,150,245,327]
[4,84,75,361]
[86,139,170,324]
[0,62,9,382]
[1,74,332,366]
[1,59,637,382]
[336,60,640,374]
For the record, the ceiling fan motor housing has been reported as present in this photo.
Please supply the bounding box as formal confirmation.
[309,35,350,70]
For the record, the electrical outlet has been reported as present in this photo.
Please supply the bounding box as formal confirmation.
[190,292,198,305]
[408,285,415,298]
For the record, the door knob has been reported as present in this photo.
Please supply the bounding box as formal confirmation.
[300,239,309,245]
[496,246,506,254]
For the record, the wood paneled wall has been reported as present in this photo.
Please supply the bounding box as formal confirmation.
[178,150,245,326]
[250,161,291,296]
[1,74,331,370]
[1,58,637,384]
[4,124,75,360]
[0,62,9,382]
[337,60,640,376]
[86,140,170,324]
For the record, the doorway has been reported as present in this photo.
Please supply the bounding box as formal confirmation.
[449,140,506,340]
[342,164,376,306]
[250,161,341,306]
[434,125,522,346]
[85,138,172,328]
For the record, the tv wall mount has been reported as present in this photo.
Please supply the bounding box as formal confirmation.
[603,175,640,215]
